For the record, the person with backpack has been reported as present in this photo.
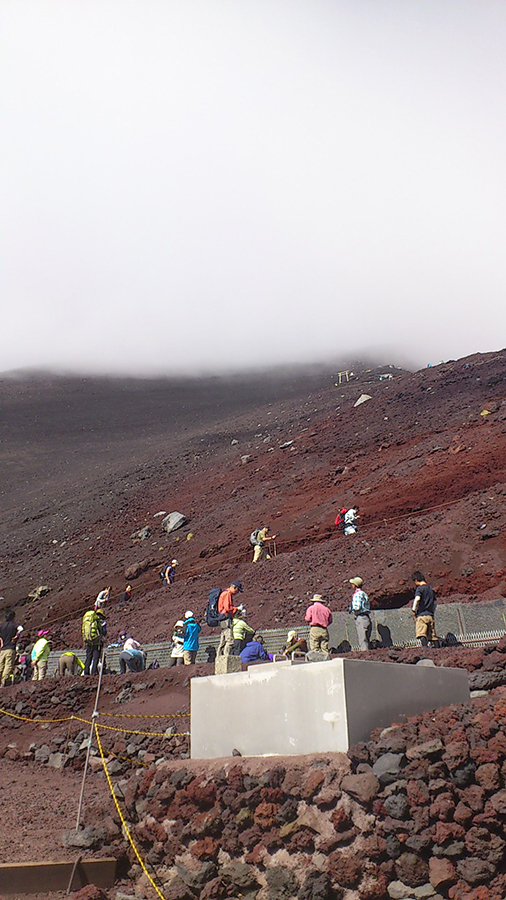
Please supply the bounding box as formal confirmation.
[349,577,372,650]
[334,508,348,531]
[412,571,438,647]
[344,506,360,535]
[31,630,51,680]
[82,608,107,675]
[250,527,277,563]
[182,611,201,665]
[216,582,244,657]
[167,620,185,667]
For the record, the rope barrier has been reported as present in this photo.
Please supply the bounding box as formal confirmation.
[94,723,167,900]
[0,707,188,738]
[95,721,181,737]
[0,708,74,724]
[99,711,190,719]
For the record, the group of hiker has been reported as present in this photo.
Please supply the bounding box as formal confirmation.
[0,500,440,686]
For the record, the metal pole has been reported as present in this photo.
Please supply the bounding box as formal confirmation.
[75,648,105,831]
[66,854,82,894]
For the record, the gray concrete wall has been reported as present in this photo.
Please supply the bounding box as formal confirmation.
[190,658,470,759]
[342,659,470,747]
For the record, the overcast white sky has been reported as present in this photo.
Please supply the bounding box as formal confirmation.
[1,1,505,375]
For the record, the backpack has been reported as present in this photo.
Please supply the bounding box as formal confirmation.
[205,588,227,627]
[334,508,347,530]
[249,529,261,547]
[82,610,104,643]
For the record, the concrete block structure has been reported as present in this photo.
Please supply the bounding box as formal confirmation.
[190,658,469,759]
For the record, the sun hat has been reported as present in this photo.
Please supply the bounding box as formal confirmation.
[287,630,297,642]
[171,559,178,566]
[184,610,194,619]
[175,620,184,628]
[349,577,363,588]
[311,593,323,602]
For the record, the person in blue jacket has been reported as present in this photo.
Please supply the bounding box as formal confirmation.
[240,634,270,664]
[182,610,201,665]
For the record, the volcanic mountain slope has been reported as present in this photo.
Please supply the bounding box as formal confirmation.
[0,350,505,649]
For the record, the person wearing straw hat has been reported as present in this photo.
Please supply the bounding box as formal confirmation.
[349,577,371,650]
[304,594,333,652]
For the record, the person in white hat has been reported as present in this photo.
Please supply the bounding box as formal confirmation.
[168,619,185,667]
[181,611,201,665]
[349,577,371,650]
[282,630,308,658]
[304,594,333,652]
[162,560,178,586]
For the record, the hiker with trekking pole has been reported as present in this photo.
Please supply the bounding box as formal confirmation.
[249,526,277,563]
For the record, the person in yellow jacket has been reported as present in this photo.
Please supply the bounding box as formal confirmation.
[31,630,51,681]
[231,609,255,655]
[58,651,85,677]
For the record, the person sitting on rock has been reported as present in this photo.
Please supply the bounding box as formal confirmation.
[240,633,270,664]
[118,584,132,605]
[282,630,308,658]
[304,594,333,653]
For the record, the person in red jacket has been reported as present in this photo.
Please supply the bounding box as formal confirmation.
[217,582,243,657]
[304,594,333,652]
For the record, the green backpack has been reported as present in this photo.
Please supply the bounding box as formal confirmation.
[82,610,103,643]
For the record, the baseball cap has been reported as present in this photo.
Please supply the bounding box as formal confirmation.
[231,581,243,592]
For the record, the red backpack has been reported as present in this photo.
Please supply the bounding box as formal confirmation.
[335,508,347,530]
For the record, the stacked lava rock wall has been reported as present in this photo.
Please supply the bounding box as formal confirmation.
[96,688,506,900]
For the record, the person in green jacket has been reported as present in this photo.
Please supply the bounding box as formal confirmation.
[231,609,255,655]
[31,630,51,681]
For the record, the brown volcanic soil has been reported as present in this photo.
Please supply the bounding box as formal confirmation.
[1,351,506,651]
[0,351,505,897]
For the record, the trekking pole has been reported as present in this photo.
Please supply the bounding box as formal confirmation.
[75,647,105,831]
[273,540,277,558]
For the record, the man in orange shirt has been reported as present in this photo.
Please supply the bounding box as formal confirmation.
[217,581,243,657]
